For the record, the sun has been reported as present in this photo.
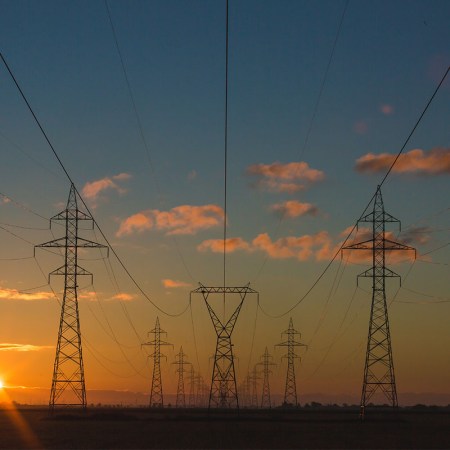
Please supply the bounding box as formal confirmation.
[0,380,4,389]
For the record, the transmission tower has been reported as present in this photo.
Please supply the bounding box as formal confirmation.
[173,346,190,408]
[257,347,276,408]
[343,185,415,418]
[190,284,258,409]
[276,318,307,407]
[35,184,107,412]
[142,317,172,408]
[188,365,196,407]
[249,365,260,408]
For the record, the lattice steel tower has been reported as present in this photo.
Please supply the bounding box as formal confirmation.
[188,365,196,407]
[276,318,307,407]
[142,317,172,408]
[249,365,260,408]
[343,185,415,418]
[257,347,276,408]
[36,184,107,411]
[173,346,190,408]
[191,284,258,408]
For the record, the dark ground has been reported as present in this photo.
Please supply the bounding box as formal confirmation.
[1,406,449,449]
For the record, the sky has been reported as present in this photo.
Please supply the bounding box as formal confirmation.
[0,0,449,407]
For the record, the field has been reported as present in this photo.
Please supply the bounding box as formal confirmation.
[1,406,449,449]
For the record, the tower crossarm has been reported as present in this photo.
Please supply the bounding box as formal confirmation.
[50,209,93,223]
[383,238,416,255]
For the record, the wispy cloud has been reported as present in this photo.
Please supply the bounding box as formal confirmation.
[111,293,135,301]
[247,161,324,194]
[0,287,53,301]
[270,200,319,218]
[197,225,425,264]
[355,148,450,175]
[380,104,394,115]
[162,279,192,289]
[82,173,132,205]
[252,232,331,261]
[0,343,53,352]
[197,237,251,254]
[117,204,224,237]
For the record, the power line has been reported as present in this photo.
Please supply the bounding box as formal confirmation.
[0,51,190,318]
[251,0,349,284]
[103,0,196,285]
[258,65,450,319]
[298,0,349,161]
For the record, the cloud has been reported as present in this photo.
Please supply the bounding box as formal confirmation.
[0,287,53,301]
[380,104,394,115]
[197,237,251,253]
[270,200,319,218]
[399,226,432,246]
[353,120,369,135]
[0,343,53,352]
[82,173,132,203]
[0,194,11,205]
[117,204,224,237]
[162,279,192,289]
[116,213,153,236]
[246,161,325,193]
[111,293,135,301]
[342,227,419,264]
[355,148,450,175]
[252,232,332,261]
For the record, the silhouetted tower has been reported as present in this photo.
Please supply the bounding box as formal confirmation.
[343,185,415,418]
[257,347,276,408]
[240,373,251,407]
[249,365,260,408]
[173,346,190,408]
[190,284,258,408]
[188,365,196,407]
[276,318,307,407]
[35,184,108,412]
[142,317,172,408]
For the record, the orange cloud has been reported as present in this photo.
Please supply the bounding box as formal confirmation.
[252,231,331,261]
[116,212,153,237]
[0,343,53,352]
[117,204,224,237]
[380,104,394,115]
[197,237,251,254]
[247,161,324,193]
[162,279,192,289]
[270,200,318,218]
[111,293,135,301]
[355,148,450,175]
[342,227,419,264]
[82,173,131,202]
[0,287,53,301]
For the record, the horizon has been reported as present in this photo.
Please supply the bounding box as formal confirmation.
[0,0,449,409]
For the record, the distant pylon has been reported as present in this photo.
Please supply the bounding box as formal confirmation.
[191,284,258,409]
[249,365,260,408]
[257,347,276,408]
[276,318,307,407]
[188,365,196,407]
[35,184,108,412]
[142,317,172,408]
[343,185,415,418]
[173,346,190,408]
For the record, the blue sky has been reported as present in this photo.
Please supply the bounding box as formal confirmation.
[0,0,449,405]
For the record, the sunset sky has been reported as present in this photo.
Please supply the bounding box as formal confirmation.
[0,0,449,406]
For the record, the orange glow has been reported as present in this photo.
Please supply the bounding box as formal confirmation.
[0,388,42,449]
